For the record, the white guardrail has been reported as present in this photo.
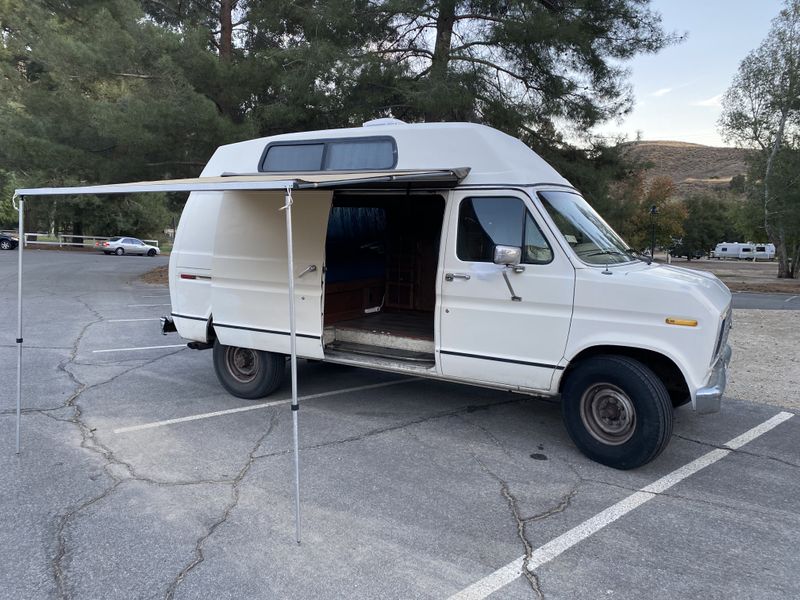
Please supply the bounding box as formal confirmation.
[17,233,159,248]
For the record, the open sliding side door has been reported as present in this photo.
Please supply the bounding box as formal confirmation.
[211,190,333,359]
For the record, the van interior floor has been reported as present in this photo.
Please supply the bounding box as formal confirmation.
[323,311,435,364]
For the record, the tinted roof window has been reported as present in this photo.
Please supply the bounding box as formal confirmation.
[263,143,324,171]
[261,137,396,172]
[324,140,395,170]
[109,237,122,241]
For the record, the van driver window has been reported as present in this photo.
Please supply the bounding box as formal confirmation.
[457,197,552,264]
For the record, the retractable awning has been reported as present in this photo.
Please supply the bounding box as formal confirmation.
[14,167,470,196]
[10,165,470,545]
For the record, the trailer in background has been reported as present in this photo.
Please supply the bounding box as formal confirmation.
[711,242,775,260]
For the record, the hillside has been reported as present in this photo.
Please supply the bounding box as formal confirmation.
[621,140,752,198]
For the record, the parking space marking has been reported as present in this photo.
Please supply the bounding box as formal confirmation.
[127,303,171,307]
[786,295,798,303]
[93,344,185,353]
[112,378,418,434]
[448,411,794,600]
[108,318,161,323]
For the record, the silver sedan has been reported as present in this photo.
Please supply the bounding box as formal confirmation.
[95,236,161,256]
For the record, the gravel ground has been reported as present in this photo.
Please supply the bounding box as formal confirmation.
[727,309,800,410]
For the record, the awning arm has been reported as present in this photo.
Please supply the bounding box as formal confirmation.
[280,186,302,544]
[15,193,23,454]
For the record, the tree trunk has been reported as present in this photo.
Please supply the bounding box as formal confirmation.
[775,226,791,278]
[219,0,233,62]
[764,105,790,278]
[425,0,456,121]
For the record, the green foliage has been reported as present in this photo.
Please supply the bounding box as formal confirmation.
[600,173,686,250]
[719,0,800,277]
[0,171,19,227]
[680,194,744,256]
[0,0,677,238]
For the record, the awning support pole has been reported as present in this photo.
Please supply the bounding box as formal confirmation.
[281,186,301,544]
[15,194,24,455]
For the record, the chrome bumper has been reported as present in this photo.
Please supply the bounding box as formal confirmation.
[694,344,732,414]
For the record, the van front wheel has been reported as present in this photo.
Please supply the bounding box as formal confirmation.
[561,355,673,470]
[213,340,285,399]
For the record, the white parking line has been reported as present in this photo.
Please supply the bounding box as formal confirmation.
[785,295,798,303]
[112,378,418,434]
[93,344,185,353]
[127,303,171,307]
[107,318,161,323]
[448,411,794,600]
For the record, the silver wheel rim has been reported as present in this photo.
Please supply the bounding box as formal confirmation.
[1,241,9,249]
[224,347,260,384]
[579,383,636,446]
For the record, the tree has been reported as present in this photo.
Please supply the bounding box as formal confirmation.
[681,194,742,258]
[719,0,800,278]
[0,0,248,235]
[360,0,679,138]
[602,174,685,251]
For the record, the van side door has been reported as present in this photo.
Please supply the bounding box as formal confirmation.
[438,190,574,391]
[211,190,332,359]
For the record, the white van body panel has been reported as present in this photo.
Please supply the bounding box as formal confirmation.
[210,190,331,359]
[565,263,730,405]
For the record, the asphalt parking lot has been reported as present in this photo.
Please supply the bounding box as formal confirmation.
[1,250,799,600]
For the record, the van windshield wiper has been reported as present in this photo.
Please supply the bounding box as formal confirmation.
[581,249,630,260]
[623,248,652,264]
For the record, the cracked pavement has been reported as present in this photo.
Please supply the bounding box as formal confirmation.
[1,250,799,600]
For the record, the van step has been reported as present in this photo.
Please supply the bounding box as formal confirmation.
[326,341,435,364]
[324,347,436,375]
[324,324,435,354]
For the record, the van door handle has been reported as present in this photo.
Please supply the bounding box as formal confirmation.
[298,264,317,278]
[445,273,471,281]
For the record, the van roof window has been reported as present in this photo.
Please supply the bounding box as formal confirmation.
[261,137,397,172]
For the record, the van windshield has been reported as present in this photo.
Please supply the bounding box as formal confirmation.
[538,191,636,265]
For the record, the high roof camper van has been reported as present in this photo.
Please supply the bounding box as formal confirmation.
[162,121,732,470]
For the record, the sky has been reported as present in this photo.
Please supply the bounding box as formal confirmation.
[591,0,786,147]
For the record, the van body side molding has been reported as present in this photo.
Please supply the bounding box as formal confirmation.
[214,322,321,340]
[439,349,565,370]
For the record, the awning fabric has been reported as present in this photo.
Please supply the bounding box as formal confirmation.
[14,168,470,197]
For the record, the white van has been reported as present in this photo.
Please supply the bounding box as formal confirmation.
[163,121,732,470]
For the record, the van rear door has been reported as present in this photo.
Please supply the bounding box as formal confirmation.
[438,190,575,391]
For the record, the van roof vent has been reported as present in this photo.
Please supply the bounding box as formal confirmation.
[362,117,406,127]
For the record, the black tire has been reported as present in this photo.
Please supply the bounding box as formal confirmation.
[561,355,673,470]
[671,394,691,408]
[115,247,124,256]
[212,339,285,399]
[147,248,156,257]
[103,251,110,255]
[0,239,12,250]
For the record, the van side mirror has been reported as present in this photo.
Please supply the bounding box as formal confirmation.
[493,245,522,266]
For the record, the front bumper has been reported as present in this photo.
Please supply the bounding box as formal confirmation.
[694,344,732,414]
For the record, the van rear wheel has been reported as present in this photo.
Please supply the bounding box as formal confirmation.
[561,355,673,470]
[212,340,285,399]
